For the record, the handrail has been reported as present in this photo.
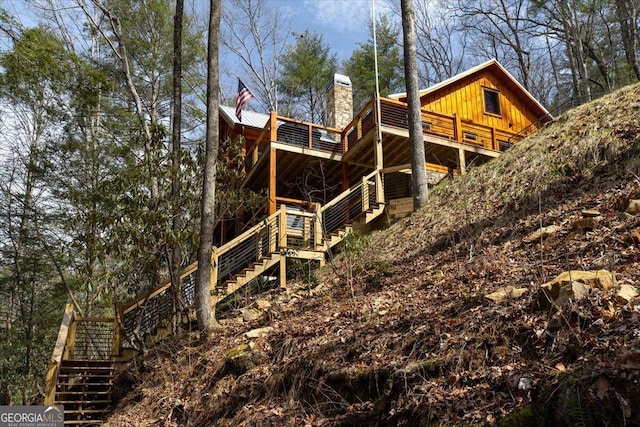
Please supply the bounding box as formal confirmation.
[119,170,383,352]
[44,303,75,405]
[321,169,379,212]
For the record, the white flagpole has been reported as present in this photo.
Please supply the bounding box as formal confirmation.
[372,0,383,163]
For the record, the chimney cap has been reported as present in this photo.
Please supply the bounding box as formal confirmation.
[333,73,352,87]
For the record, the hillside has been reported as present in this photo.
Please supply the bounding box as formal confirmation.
[104,83,640,427]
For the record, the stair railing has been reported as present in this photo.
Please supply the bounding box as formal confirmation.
[115,170,386,353]
[320,169,382,236]
[44,304,75,405]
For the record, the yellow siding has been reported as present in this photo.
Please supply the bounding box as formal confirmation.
[420,69,540,135]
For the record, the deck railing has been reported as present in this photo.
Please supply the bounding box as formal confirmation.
[342,96,531,157]
[246,113,343,173]
[115,170,383,348]
[246,97,531,177]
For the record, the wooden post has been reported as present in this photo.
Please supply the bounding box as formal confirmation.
[314,203,322,250]
[342,163,349,191]
[252,146,258,166]
[279,254,287,289]
[490,127,497,150]
[269,147,277,215]
[454,113,463,142]
[278,204,287,249]
[458,148,467,175]
[269,111,277,142]
[111,304,122,357]
[269,218,277,253]
[362,176,370,212]
[308,124,313,149]
[375,170,384,204]
[303,216,311,247]
[65,311,78,360]
[210,247,218,292]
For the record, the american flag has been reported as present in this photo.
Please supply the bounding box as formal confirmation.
[235,79,254,122]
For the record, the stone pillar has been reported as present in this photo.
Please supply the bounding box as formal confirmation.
[326,73,353,129]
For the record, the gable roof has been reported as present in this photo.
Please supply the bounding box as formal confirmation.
[389,59,550,119]
[220,105,271,129]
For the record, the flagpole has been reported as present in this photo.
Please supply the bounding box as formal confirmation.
[372,0,383,161]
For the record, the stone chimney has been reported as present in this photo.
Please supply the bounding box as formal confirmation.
[326,73,353,129]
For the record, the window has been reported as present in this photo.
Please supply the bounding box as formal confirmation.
[499,140,513,152]
[463,132,477,141]
[483,88,501,115]
[422,122,432,132]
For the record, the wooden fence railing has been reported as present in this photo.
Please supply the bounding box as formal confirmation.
[115,169,383,350]
[44,304,120,405]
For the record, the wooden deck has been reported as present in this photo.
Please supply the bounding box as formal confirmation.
[242,96,532,216]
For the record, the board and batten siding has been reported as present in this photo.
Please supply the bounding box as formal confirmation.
[419,69,540,135]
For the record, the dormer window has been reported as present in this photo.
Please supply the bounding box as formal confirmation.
[483,87,501,116]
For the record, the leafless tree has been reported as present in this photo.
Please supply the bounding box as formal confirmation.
[221,0,290,111]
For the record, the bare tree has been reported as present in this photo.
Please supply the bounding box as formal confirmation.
[454,0,543,91]
[414,0,468,86]
[221,0,290,111]
[195,0,222,334]
[615,0,640,80]
[401,0,428,209]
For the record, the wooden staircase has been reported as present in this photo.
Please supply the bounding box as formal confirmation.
[55,359,114,426]
[218,253,282,297]
[45,170,388,425]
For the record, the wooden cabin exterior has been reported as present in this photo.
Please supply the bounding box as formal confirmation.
[220,59,551,224]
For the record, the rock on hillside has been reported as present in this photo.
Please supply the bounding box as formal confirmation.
[105,83,640,426]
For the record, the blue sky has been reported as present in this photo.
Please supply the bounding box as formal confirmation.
[271,0,374,62]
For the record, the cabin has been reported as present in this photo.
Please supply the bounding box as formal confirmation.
[45,61,553,416]
[219,59,551,234]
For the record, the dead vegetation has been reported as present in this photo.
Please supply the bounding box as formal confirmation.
[104,82,640,426]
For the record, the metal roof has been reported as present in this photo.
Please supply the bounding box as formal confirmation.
[220,105,271,129]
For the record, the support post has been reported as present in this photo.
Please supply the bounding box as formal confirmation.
[342,163,349,191]
[209,247,218,293]
[458,148,467,175]
[314,203,323,250]
[454,113,463,142]
[303,216,311,247]
[269,111,277,142]
[111,304,122,358]
[65,312,77,360]
[252,146,258,166]
[375,171,384,204]
[361,176,370,212]
[269,147,277,215]
[279,254,287,289]
[490,127,497,150]
[278,204,287,249]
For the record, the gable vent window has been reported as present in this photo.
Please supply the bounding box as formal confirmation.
[463,132,477,141]
[483,88,501,115]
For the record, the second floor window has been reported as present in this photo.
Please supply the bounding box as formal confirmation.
[483,88,501,115]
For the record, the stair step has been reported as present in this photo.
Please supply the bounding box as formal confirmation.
[61,359,113,366]
[60,364,113,371]
[62,421,104,426]
[57,383,112,388]
[58,399,111,405]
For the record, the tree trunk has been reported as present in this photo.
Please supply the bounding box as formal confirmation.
[401,0,428,210]
[615,0,640,80]
[195,0,222,334]
[170,0,184,333]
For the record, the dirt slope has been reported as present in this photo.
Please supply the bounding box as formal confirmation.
[105,83,640,426]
